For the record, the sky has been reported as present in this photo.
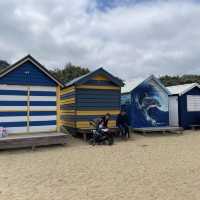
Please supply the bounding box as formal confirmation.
[0,0,200,81]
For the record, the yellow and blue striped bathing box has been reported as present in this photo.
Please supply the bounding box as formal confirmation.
[60,68,124,132]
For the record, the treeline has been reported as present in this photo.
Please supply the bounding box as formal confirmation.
[1,59,200,86]
[159,75,200,86]
[50,63,90,83]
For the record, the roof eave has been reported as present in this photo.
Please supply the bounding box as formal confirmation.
[64,67,124,88]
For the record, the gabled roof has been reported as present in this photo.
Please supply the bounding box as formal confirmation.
[0,54,64,87]
[167,83,200,96]
[65,67,124,87]
[122,74,170,94]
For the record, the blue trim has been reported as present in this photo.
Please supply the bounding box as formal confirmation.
[0,121,27,127]
[76,89,120,95]
[61,92,75,100]
[0,90,27,96]
[30,101,56,106]
[0,101,56,106]
[61,115,117,121]
[76,102,120,107]
[0,101,27,106]
[76,106,119,110]
[29,120,56,126]
[61,104,75,110]
[30,111,56,116]
[30,91,56,96]
[0,111,27,116]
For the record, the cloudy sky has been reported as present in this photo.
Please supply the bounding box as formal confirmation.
[0,0,200,81]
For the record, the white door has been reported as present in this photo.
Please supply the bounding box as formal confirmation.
[28,86,57,133]
[169,96,179,127]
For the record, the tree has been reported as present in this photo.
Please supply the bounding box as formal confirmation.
[51,62,90,83]
[160,75,200,86]
[0,60,9,71]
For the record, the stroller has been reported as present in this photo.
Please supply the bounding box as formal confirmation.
[88,119,114,145]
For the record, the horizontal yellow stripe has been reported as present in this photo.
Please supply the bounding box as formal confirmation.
[60,89,75,95]
[76,120,116,129]
[60,121,75,127]
[61,86,75,95]
[61,114,75,116]
[60,120,75,124]
[60,110,75,113]
[60,98,75,105]
[76,85,120,90]
[76,110,120,116]
[92,75,109,81]
[60,110,75,114]
[0,110,56,112]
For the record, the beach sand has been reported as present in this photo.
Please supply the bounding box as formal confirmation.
[0,131,200,200]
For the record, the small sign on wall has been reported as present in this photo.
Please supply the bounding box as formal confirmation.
[187,95,200,111]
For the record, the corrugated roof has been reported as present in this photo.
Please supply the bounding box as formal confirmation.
[167,83,199,95]
[65,73,89,87]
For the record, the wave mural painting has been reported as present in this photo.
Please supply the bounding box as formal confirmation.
[121,75,170,128]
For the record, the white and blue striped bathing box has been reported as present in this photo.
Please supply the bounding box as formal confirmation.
[0,55,64,134]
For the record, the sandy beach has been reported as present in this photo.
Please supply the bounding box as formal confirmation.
[0,131,200,200]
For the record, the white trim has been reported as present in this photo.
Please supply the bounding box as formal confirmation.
[0,85,28,90]
[5,127,27,134]
[29,115,56,121]
[0,106,27,111]
[180,83,200,96]
[167,83,200,96]
[29,106,56,111]
[0,116,26,122]
[29,86,56,92]
[29,96,56,101]
[29,125,56,132]
[0,95,27,101]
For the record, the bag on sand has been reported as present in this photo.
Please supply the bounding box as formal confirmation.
[0,127,7,138]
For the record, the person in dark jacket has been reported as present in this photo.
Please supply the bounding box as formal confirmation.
[117,110,130,138]
[99,113,111,128]
[92,113,111,142]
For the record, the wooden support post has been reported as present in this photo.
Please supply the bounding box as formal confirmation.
[83,133,87,141]
[56,86,61,132]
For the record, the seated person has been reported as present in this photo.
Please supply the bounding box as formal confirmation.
[92,113,111,142]
[98,113,111,129]
[117,110,130,138]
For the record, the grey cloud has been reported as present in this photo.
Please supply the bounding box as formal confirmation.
[0,0,200,81]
